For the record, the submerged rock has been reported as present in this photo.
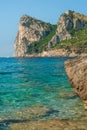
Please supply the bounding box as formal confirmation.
[57,92,77,99]
[10,119,87,130]
[65,55,87,109]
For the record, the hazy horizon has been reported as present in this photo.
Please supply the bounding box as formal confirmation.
[0,0,87,57]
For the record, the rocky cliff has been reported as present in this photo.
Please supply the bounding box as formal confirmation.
[14,15,54,57]
[65,56,87,110]
[14,10,87,57]
[48,10,87,47]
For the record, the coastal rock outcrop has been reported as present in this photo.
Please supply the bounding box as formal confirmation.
[65,56,87,109]
[48,10,87,47]
[14,10,87,57]
[14,15,53,57]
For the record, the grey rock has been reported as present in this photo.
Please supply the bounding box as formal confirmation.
[14,10,87,57]
[14,15,52,57]
[49,10,87,47]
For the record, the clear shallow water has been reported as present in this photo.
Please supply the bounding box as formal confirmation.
[0,57,86,122]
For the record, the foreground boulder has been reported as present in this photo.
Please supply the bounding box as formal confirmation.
[65,56,87,110]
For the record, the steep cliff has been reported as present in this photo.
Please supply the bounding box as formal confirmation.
[48,10,87,47]
[14,10,87,57]
[14,15,55,57]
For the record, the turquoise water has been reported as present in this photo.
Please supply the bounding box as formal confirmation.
[0,57,86,124]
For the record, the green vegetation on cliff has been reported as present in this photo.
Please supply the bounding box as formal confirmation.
[27,27,87,54]
[14,10,87,57]
[27,25,57,54]
[27,11,87,54]
[53,28,87,54]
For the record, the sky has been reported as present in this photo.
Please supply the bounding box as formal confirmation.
[0,0,87,57]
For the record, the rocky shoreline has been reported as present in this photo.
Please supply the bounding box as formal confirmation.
[0,98,87,130]
[0,112,87,130]
[2,118,87,130]
[65,55,87,110]
[1,116,87,130]
[14,49,87,58]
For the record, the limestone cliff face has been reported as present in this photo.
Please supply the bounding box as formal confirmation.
[48,10,87,47]
[14,10,87,57]
[65,56,87,109]
[14,15,53,57]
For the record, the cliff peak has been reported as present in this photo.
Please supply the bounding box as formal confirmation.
[65,10,74,15]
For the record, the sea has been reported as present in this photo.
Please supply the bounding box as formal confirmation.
[0,57,86,129]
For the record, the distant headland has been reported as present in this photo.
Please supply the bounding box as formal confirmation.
[14,10,87,57]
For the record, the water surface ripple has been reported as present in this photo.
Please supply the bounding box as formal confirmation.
[0,57,86,121]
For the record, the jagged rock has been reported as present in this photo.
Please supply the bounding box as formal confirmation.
[65,56,87,109]
[14,15,53,57]
[14,10,87,57]
[48,35,59,48]
[49,10,87,46]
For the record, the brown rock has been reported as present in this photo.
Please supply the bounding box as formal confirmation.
[10,119,87,130]
[57,92,77,99]
[65,56,87,109]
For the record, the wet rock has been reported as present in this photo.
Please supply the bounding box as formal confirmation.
[10,119,87,130]
[57,92,77,99]
[1,106,51,121]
